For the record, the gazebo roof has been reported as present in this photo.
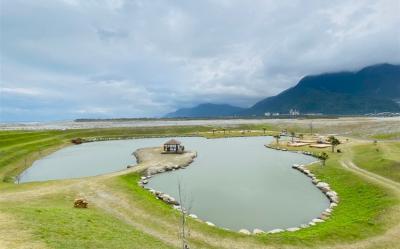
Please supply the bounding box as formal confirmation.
[164,139,181,145]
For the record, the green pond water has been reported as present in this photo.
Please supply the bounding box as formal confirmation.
[20,136,329,231]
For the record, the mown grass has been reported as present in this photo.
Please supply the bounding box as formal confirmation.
[370,132,400,140]
[1,126,399,248]
[352,142,400,182]
[0,195,175,249]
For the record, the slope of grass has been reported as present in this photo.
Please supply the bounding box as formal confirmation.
[0,195,174,249]
[352,142,400,182]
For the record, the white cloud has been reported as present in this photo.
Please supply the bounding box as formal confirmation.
[0,87,42,96]
[1,0,399,121]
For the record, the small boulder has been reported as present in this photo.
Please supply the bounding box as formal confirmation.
[312,218,324,223]
[268,229,284,234]
[188,214,198,219]
[205,221,215,227]
[286,227,300,232]
[239,229,251,235]
[253,229,264,234]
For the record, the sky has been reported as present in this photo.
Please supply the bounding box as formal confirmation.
[1,0,400,122]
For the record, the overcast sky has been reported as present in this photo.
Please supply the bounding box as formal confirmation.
[1,0,400,121]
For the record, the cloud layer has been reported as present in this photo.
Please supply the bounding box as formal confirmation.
[1,0,400,121]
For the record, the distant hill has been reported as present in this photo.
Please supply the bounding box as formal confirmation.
[243,63,400,115]
[164,64,400,117]
[164,103,244,118]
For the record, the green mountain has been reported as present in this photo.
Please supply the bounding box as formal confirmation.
[165,103,244,118]
[244,63,400,115]
[165,64,400,117]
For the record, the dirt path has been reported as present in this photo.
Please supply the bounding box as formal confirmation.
[338,160,400,249]
[341,160,400,193]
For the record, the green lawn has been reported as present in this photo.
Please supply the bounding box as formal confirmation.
[0,195,174,249]
[352,142,400,182]
[370,132,400,140]
[1,127,399,248]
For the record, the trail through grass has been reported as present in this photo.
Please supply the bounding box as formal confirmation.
[353,142,400,182]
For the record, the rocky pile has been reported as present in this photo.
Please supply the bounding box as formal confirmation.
[292,164,339,205]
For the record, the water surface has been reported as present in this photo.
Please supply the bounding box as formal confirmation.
[20,136,329,231]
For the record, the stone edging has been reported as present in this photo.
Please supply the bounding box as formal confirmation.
[137,145,339,236]
[259,144,339,235]
[135,150,230,231]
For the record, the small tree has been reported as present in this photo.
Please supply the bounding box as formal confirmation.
[290,131,295,142]
[177,182,191,249]
[319,152,329,166]
[328,136,340,153]
[262,127,266,134]
[212,129,216,135]
[273,134,281,145]
[223,128,226,135]
[298,134,304,140]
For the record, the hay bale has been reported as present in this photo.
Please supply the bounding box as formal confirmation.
[74,198,88,208]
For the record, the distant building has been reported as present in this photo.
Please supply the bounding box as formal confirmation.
[264,112,271,117]
[289,109,300,116]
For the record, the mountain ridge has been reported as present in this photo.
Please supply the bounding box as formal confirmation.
[165,63,400,117]
[164,103,244,118]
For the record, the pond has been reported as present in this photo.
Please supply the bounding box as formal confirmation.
[20,136,329,231]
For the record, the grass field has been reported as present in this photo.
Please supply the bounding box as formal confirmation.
[1,122,399,248]
[352,142,400,182]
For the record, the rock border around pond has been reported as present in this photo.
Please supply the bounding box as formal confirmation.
[135,149,202,216]
[262,144,340,234]
[137,145,338,236]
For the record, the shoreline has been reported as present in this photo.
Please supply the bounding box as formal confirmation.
[134,143,338,235]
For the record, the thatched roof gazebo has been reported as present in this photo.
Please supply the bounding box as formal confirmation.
[163,139,185,154]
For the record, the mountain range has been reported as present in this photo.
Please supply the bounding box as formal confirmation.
[164,103,244,118]
[165,63,400,117]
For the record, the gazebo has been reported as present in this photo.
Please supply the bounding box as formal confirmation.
[163,139,184,154]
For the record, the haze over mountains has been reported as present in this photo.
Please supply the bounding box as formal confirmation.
[165,64,400,118]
